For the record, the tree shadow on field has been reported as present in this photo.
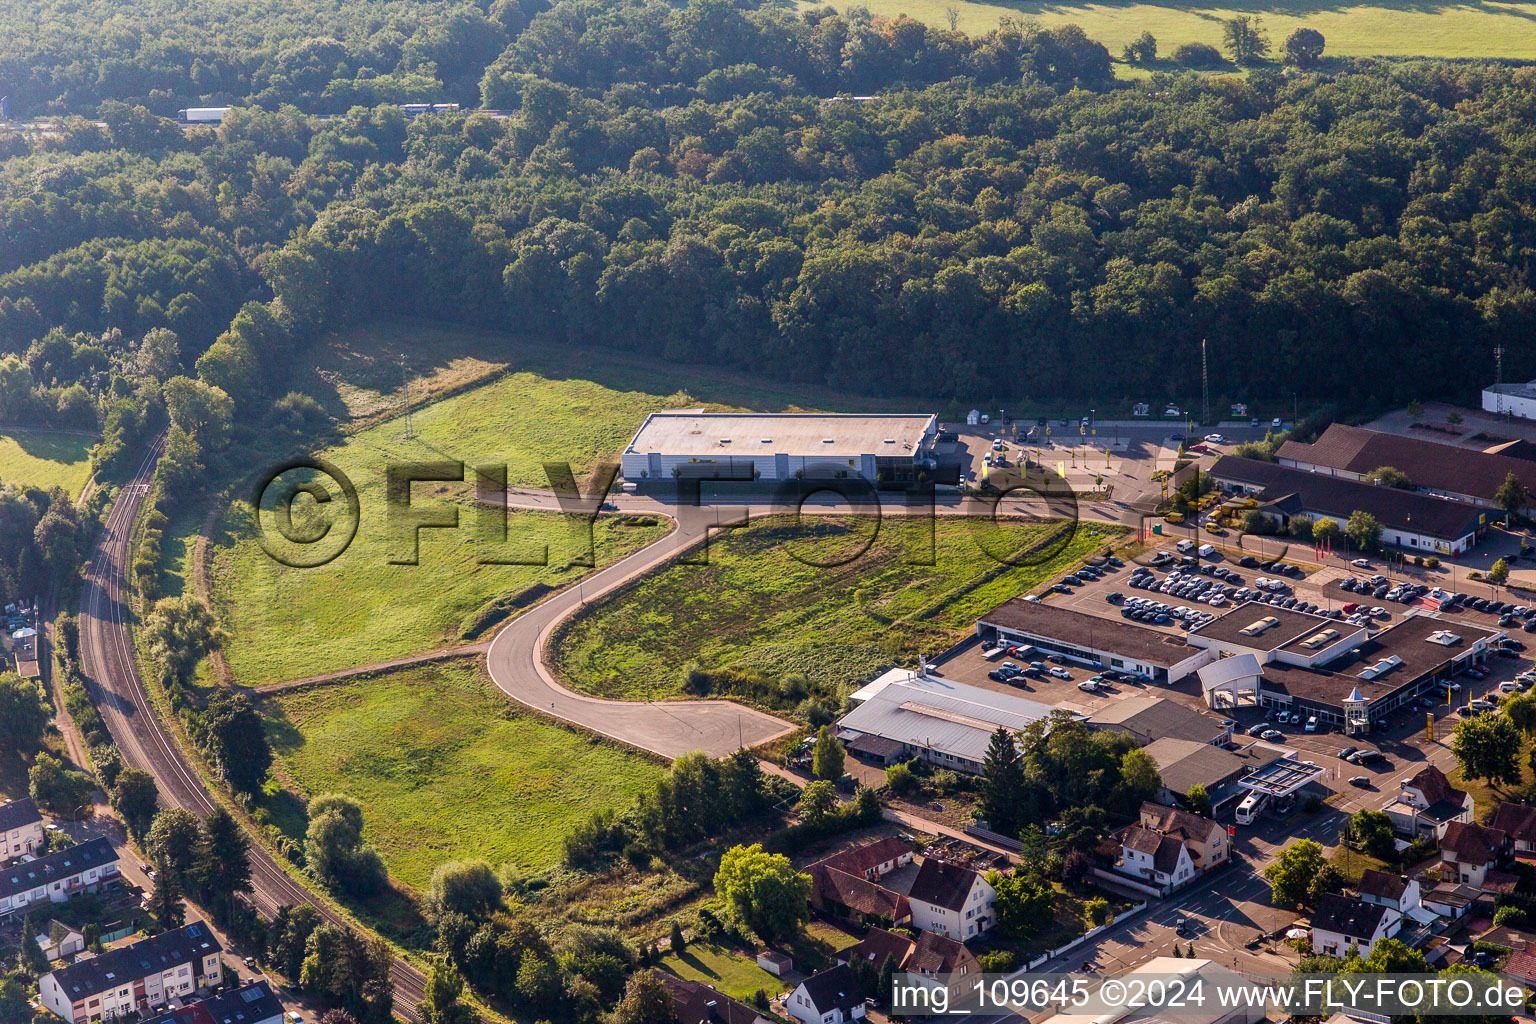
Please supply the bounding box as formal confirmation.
[5,428,93,465]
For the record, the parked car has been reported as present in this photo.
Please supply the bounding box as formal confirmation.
[1261,729,1284,742]
[1351,558,1371,569]
[1049,667,1072,679]
[1348,776,1370,788]
[1338,746,1358,760]
[1248,723,1269,737]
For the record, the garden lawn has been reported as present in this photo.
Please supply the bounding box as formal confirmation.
[800,0,1536,65]
[658,942,782,1001]
[553,514,1118,700]
[0,429,94,495]
[261,662,666,891]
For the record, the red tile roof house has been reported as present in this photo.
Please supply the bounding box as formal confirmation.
[1383,765,1474,839]
[836,926,981,1008]
[808,864,912,929]
[1438,822,1510,888]
[907,859,996,941]
[1502,944,1536,987]
[1490,803,1536,859]
[654,971,775,1024]
[813,837,914,882]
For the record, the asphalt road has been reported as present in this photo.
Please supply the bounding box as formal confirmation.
[484,500,798,758]
[76,439,429,1019]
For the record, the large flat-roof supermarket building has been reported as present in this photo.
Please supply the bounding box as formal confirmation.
[620,412,938,483]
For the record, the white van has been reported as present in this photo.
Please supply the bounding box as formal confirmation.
[1176,539,1196,554]
[1305,715,1319,732]
[1197,543,1215,558]
[1236,791,1267,825]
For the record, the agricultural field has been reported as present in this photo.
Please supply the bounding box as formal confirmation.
[261,662,667,891]
[807,0,1536,64]
[0,429,94,495]
[552,514,1118,701]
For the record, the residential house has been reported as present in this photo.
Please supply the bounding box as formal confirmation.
[1439,822,1508,888]
[1310,893,1402,958]
[1138,803,1228,871]
[35,920,86,962]
[0,837,120,919]
[1489,803,1536,857]
[1357,870,1421,916]
[654,972,774,1024]
[0,797,45,860]
[1117,825,1196,894]
[1500,945,1536,988]
[1383,766,1474,838]
[811,837,914,883]
[140,982,284,1024]
[785,964,865,1024]
[808,864,911,928]
[907,859,996,940]
[38,921,224,1023]
[1421,882,1481,920]
[838,927,916,972]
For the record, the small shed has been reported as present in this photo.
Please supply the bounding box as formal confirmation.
[757,950,793,976]
[966,409,980,426]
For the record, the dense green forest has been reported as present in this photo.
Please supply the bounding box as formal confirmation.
[2,0,1535,436]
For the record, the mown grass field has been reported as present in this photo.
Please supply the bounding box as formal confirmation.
[658,943,783,1000]
[261,662,667,891]
[807,0,1536,64]
[0,429,94,495]
[209,487,670,685]
[553,514,1119,700]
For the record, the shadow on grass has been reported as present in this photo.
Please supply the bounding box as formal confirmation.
[6,428,94,464]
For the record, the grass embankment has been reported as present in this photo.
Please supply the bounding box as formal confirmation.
[0,429,94,495]
[553,514,1118,701]
[802,0,1536,66]
[261,662,667,891]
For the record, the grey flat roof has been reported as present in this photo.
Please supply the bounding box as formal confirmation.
[626,412,936,457]
[1142,738,1253,795]
[1259,612,1499,709]
[1191,603,1355,653]
[837,679,1062,764]
[980,599,1200,668]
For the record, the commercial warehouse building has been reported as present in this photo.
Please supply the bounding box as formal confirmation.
[976,599,1213,684]
[1277,423,1536,512]
[836,674,1063,773]
[1208,456,1497,555]
[1484,380,1536,422]
[1188,606,1500,733]
[619,412,938,484]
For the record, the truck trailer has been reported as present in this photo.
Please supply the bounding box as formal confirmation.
[177,107,231,124]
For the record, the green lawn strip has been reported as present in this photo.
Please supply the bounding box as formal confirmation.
[261,662,668,891]
[552,514,1117,701]
[798,0,1536,63]
[657,942,784,1001]
[0,428,95,495]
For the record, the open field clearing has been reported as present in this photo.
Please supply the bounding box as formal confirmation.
[295,317,912,431]
[803,0,1536,63]
[262,662,667,891]
[553,514,1118,701]
[210,493,669,685]
[0,429,94,495]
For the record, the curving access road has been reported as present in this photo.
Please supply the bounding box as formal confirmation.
[77,439,428,1018]
[484,501,798,758]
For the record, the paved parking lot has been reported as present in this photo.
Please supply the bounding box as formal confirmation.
[978,538,1536,817]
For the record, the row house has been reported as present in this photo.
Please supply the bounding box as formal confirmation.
[0,837,119,919]
[39,921,223,1023]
